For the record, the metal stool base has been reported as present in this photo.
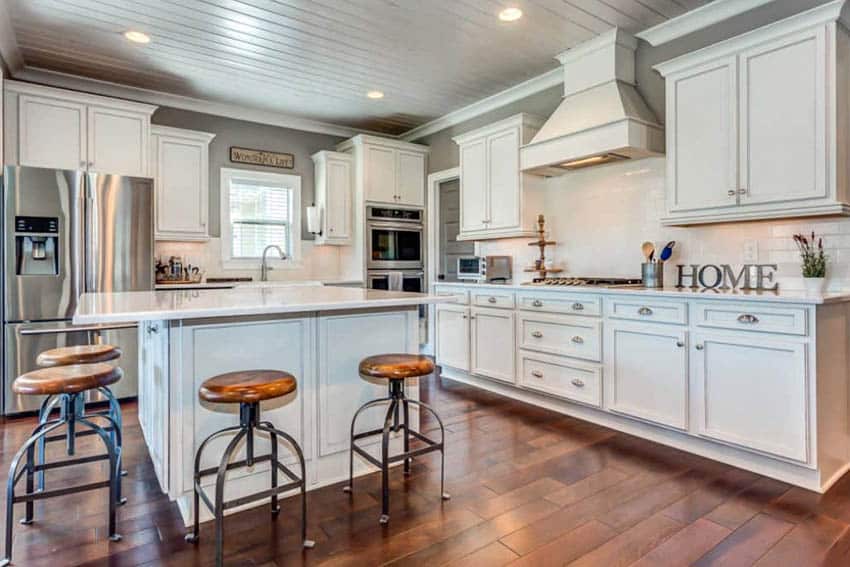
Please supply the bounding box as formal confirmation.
[185,402,313,567]
[345,378,448,524]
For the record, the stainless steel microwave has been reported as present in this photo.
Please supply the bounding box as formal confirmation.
[457,256,512,282]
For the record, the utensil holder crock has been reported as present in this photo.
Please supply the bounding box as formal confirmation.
[642,262,664,288]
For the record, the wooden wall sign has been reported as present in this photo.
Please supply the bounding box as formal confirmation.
[676,263,779,291]
[229,147,294,169]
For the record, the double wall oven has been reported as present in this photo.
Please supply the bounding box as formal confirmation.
[366,206,424,293]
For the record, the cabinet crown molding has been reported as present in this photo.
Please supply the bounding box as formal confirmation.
[452,112,545,145]
[336,134,429,154]
[151,124,216,142]
[310,149,353,161]
[5,79,158,116]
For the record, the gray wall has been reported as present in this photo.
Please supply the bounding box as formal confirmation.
[413,0,831,171]
[151,107,346,239]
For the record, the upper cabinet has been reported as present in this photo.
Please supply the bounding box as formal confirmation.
[656,3,850,225]
[150,125,215,242]
[312,150,353,245]
[453,114,544,240]
[4,81,156,177]
[337,135,428,207]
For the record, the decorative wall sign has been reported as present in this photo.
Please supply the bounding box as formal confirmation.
[676,264,779,291]
[229,147,294,169]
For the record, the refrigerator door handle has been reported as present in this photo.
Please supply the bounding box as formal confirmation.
[20,323,138,335]
[84,174,97,292]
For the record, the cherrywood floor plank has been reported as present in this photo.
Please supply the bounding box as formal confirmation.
[630,518,732,567]
[446,540,518,566]
[565,513,684,567]
[693,513,795,567]
[506,519,618,567]
[752,514,847,566]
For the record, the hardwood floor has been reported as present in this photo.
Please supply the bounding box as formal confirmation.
[3,373,850,566]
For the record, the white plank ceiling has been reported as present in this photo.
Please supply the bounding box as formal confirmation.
[4,0,712,135]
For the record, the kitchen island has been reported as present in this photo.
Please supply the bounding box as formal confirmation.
[73,286,453,524]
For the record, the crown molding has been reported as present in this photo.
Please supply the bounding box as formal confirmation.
[636,0,778,46]
[13,67,369,139]
[399,67,562,142]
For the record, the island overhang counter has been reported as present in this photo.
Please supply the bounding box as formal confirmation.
[73,286,454,524]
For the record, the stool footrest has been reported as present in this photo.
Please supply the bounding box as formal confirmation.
[351,428,443,466]
[34,452,110,472]
[223,480,303,511]
[13,479,111,504]
[196,454,300,485]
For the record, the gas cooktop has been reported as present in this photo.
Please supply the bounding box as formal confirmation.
[525,277,644,287]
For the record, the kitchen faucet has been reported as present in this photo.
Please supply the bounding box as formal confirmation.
[260,244,287,281]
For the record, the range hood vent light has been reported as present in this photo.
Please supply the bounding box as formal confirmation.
[559,153,629,170]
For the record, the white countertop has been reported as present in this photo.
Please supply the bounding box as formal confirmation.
[433,281,850,305]
[74,286,452,324]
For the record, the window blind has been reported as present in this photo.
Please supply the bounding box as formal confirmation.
[228,178,292,258]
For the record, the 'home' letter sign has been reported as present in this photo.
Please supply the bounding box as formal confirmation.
[676,264,778,291]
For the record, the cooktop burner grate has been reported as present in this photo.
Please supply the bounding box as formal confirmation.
[526,277,644,287]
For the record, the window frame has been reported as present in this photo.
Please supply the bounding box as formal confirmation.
[220,167,302,269]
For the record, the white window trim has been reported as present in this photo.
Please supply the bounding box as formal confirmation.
[220,167,302,270]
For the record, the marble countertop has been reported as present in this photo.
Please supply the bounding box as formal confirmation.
[433,281,850,305]
[74,286,452,324]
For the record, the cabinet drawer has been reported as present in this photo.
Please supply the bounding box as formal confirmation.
[471,290,515,309]
[695,302,808,336]
[606,297,687,325]
[518,312,601,362]
[519,351,601,408]
[434,286,469,305]
[516,292,601,317]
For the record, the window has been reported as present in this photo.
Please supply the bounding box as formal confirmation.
[221,168,301,267]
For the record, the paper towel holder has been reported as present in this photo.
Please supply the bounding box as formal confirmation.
[306,204,322,236]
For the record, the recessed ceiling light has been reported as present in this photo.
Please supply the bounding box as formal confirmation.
[498,7,523,22]
[123,30,151,44]
[367,90,384,99]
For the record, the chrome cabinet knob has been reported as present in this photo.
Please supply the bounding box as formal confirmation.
[531,370,543,378]
[571,378,585,388]
[695,344,704,350]
[488,297,497,304]
[738,187,747,195]
[638,306,653,316]
[572,303,584,311]
[676,340,684,347]
[531,331,543,338]
[571,335,584,344]
[737,313,759,324]
[728,189,736,196]
[532,299,543,307]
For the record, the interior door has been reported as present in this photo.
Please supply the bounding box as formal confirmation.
[87,105,148,177]
[459,138,487,233]
[486,127,521,230]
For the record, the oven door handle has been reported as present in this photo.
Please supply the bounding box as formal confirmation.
[367,221,423,231]
[20,323,138,336]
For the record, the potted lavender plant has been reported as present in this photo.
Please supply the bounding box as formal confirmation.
[793,232,827,293]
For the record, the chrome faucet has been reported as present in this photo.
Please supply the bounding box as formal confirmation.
[260,244,286,281]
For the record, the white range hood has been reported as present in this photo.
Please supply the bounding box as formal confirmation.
[521,28,664,176]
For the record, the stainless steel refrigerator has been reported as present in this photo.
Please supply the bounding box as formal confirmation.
[2,166,153,415]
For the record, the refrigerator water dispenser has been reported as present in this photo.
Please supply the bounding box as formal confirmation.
[14,216,59,276]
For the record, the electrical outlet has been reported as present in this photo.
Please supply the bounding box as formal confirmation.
[743,239,758,263]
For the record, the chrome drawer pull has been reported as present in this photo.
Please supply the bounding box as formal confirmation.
[737,313,759,324]
[531,331,543,338]
[571,336,584,344]
[488,297,497,304]
[532,299,543,307]
[695,344,704,350]
[638,306,653,316]
[531,370,544,378]
[571,378,585,388]
[572,303,584,311]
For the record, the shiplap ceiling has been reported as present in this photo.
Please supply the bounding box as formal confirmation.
[4,0,712,135]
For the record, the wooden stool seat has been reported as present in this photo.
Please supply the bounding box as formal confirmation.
[358,354,434,380]
[36,344,121,367]
[13,363,123,396]
[199,370,297,404]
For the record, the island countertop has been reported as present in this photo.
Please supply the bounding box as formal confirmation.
[73,286,453,324]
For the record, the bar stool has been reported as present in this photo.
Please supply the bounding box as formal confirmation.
[2,363,124,567]
[33,345,126,496]
[184,370,314,567]
[344,354,449,524]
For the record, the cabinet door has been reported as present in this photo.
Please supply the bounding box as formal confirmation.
[364,144,397,204]
[667,57,738,213]
[459,138,488,233]
[396,150,425,206]
[435,304,469,371]
[607,322,688,430]
[154,135,208,240]
[87,105,149,177]
[739,28,825,205]
[325,156,352,242]
[470,307,515,383]
[18,94,86,170]
[693,332,809,462]
[487,127,521,230]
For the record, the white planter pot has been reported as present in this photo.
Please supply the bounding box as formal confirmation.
[803,277,826,294]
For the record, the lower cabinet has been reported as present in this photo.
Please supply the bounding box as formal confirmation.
[470,307,515,383]
[606,321,689,430]
[519,350,602,407]
[435,304,470,371]
[138,320,170,493]
[692,332,809,463]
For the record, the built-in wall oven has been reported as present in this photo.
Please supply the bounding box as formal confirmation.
[367,271,424,293]
[367,206,424,270]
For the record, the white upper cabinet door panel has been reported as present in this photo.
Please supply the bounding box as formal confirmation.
[326,157,353,240]
[667,57,738,213]
[396,150,425,207]
[18,94,86,170]
[740,29,825,205]
[87,105,149,177]
[156,137,207,237]
[364,144,397,204]
[459,138,487,233]
[487,127,521,229]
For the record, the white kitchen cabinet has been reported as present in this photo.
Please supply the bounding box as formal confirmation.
[656,4,850,225]
[5,81,156,176]
[692,332,809,463]
[337,135,428,207]
[150,126,215,242]
[312,150,353,245]
[138,320,170,493]
[470,307,515,383]
[606,321,689,430]
[453,114,544,240]
[435,304,470,371]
